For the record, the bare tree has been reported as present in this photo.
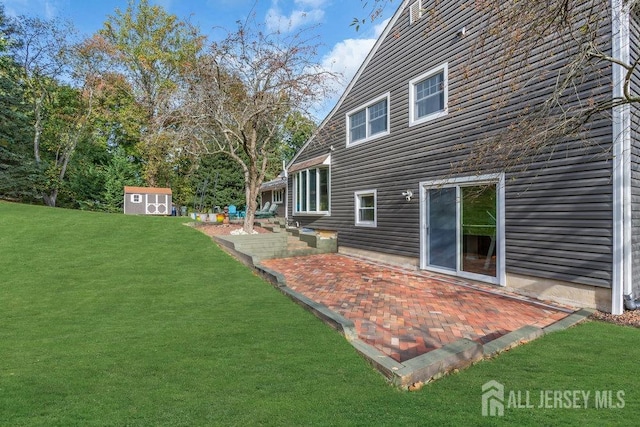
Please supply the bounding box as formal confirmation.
[182,17,336,233]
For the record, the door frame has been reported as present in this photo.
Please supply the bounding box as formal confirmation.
[419,173,506,286]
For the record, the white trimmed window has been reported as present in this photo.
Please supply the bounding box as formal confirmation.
[409,63,448,126]
[294,167,330,214]
[273,189,284,204]
[355,190,377,227]
[346,93,390,146]
[131,194,142,203]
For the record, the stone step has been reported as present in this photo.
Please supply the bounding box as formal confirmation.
[213,223,336,266]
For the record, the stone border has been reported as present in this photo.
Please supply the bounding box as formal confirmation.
[255,263,595,389]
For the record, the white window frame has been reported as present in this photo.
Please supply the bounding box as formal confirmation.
[354,190,377,227]
[345,92,391,147]
[293,167,331,215]
[273,189,284,204]
[419,173,506,286]
[409,63,448,127]
[131,194,142,203]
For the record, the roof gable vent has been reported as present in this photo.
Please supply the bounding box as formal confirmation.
[410,0,423,25]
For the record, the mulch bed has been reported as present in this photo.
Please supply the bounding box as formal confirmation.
[591,310,640,328]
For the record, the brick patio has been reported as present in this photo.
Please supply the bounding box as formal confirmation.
[261,254,572,362]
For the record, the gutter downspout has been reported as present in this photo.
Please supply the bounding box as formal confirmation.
[283,159,288,225]
[611,0,631,315]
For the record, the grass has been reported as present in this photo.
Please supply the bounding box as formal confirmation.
[0,201,638,426]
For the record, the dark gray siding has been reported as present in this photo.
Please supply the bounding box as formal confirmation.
[259,189,285,217]
[630,8,640,297]
[291,1,614,287]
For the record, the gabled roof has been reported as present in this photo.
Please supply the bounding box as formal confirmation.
[124,186,172,195]
[287,0,409,169]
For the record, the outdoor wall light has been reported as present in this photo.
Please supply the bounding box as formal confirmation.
[402,190,413,201]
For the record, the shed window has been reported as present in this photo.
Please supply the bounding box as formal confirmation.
[131,194,142,203]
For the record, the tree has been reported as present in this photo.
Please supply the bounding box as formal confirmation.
[99,0,203,186]
[11,16,76,205]
[182,17,336,233]
[0,5,40,201]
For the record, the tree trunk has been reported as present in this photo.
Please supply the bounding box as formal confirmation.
[33,96,43,165]
[42,189,57,207]
[242,177,259,234]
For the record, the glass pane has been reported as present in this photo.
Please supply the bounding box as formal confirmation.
[350,110,366,142]
[359,208,375,222]
[319,168,329,211]
[368,100,387,135]
[461,185,497,277]
[300,171,307,211]
[428,187,457,270]
[296,175,301,211]
[415,72,444,119]
[309,169,317,211]
[360,195,374,208]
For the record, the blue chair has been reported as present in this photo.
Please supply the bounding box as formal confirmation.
[228,205,238,219]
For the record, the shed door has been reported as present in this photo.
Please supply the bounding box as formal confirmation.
[146,194,168,215]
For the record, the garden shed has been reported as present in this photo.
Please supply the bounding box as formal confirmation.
[123,186,172,215]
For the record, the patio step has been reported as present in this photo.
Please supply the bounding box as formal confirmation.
[213,227,333,267]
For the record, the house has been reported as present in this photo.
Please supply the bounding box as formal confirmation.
[285,0,639,314]
[259,172,287,217]
[123,186,172,215]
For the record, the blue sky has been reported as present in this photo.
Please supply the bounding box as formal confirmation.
[2,0,395,118]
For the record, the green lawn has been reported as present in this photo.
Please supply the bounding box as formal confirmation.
[1,201,638,426]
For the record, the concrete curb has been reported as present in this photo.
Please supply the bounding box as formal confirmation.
[252,261,593,389]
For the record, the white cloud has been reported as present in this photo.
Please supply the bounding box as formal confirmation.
[3,0,67,20]
[265,0,326,34]
[373,17,391,37]
[294,0,327,7]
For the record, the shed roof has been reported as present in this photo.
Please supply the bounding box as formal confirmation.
[124,186,172,195]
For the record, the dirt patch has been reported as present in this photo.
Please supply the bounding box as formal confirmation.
[592,310,640,328]
[191,222,270,237]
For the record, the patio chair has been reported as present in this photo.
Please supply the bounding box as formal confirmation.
[256,201,271,215]
[228,204,238,219]
[255,203,278,218]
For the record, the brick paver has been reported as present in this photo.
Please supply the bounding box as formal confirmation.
[261,254,571,362]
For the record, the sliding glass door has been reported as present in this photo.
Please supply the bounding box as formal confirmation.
[424,179,501,284]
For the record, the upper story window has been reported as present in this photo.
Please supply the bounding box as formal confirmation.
[131,194,142,203]
[346,93,390,147]
[294,167,330,215]
[409,63,448,126]
[355,190,377,227]
[273,189,284,204]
